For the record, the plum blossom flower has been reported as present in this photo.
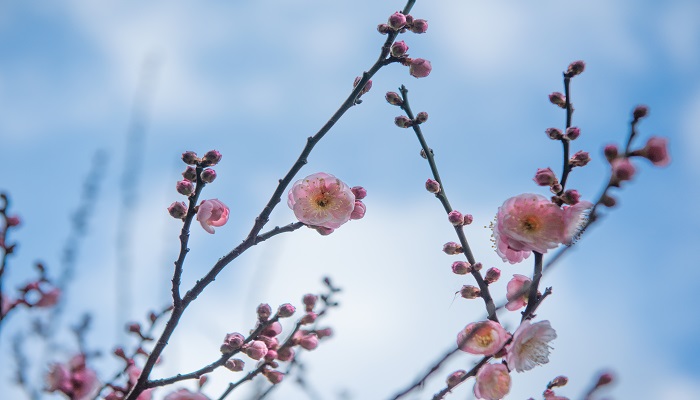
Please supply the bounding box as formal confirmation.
[164,388,210,400]
[492,193,592,264]
[506,320,557,372]
[457,320,510,356]
[636,137,670,167]
[409,58,432,78]
[474,363,511,400]
[45,355,99,400]
[287,172,356,230]
[196,199,230,234]
[505,274,531,311]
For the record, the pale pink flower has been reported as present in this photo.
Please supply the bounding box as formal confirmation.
[287,172,356,229]
[473,363,511,400]
[506,320,557,372]
[196,199,230,234]
[492,193,592,264]
[505,274,531,311]
[457,320,510,356]
[46,355,100,400]
[164,388,210,400]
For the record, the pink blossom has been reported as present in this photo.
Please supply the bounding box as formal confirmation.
[492,193,592,264]
[350,200,366,220]
[196,199,230,234]
[409,58,432,78]
[244,340,268,360]
[473,363,511,400]
[506,320,557,372]
[36,287,61,307]
[127,366,153,400]
[638,137,670,166]
[533,168,557,186]
[300,333,319,350]
[457,320,509,356]
[611,158,636,183]
[46,355,100,400]
[505,274,531,311]
[287,172,356,229]
[164,388,210,400]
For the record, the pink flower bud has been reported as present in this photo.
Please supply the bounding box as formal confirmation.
[225,358,245,372]
[258,335,279,350]
[415,111,428,123]
[448,210,464,226]
[388,12,407,30]
[565,126,580,140]
[276,347,295,361]
[533,167,557,186]
[395,115,413,128]
[408,58,432,78]
[549,375,569,388]
[561,190,580,205]
[546,127,563,140]
[350,200,366,220]
[36,288,61,307]
[603,144,619,161]
[201,168,217,183]
[182,166,197,182]
[570,151,591,167]
[409,18,428,33]
[446,370,466,388]
[257,303,272,321]
[377,24,391,34]
[176,180,194,196]
[168,202,188,219]
[460,285,481,299]
[463,214,473,225]
[405,15,414,24]
[316,328,333,338]
[385,92,403,106]
[601,194,616,207]
[181,151,199,165]
[566,60,586,77]
[452,261,472,275]
[299,334,319,350]
[549,92,566,108]
[265,370,284,384]
[114,347,126,358]
[302,294,318,310]
[278,303,296,318]
[351,186,367,200]
[301,312,318,325]
[264,350,278,362]
[353,76,372,95]
[636,137,670,166]
[484,267,501,284]
[550,183,563,194]
[202,150,222,166]
[472,262,483,271]
[442,242,463,255]
[390,41,409,57]
[262,321,283,337]
[611,158,636,183]
[220,332,245,353]
[244,341,268,360]
[595,372,614,388]
[425,178,440,194]
[128,323,141,334]
[633,105,649,120]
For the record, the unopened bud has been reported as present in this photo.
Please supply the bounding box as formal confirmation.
[409,18,428,34]
[225,358,245,372]
[181,151,199,165]
[442,242,463,255]
[566,60,586,77]
[415,111,428,124]
[425,178,440,194]
[202,150,222,166]
[299,334,319,350]
[265,370,284,384]
[419,148,433,159]
[565,126,580,140]
[114,347,127,359]
[385,92,403,106]
[176,180,194,196]
[390,41,409,57]
[448,210,464,226]
[462,214,473,225]
[460,285,481,299]
[408,58,432,78]
[316,328,333,338]
[257,303,272,321]
[548,375,569,388]
[377,24,391,34]
[277,303,296,318]
[594,372,614,388]
[302,294,318,311]
[546,127,563,140]
[395,115,413,128]
[611,158,636,183]
[533,167,557,186]
[633,105,649,120]
[127,323,141,334]
[570,151,591,167]
[353,76,372,95]
[168,202,188,219]
[484,267,501,284]
[550,183,563,194]
[549,92,566,108]
[220,332,245,353]
[351,186,367,200]
[561,189,581,205]
[201,168,217,183]
[388,12,407,30]
[182,166,197,182]
[452,261,472,275]
[601,194,616,207]
[446,370,467,387]
[277,346,295,362]
[603,144,619,161]
[301,312,317,325]
[472,262,483,272]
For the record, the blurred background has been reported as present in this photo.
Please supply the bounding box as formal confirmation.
[1,0,698,398]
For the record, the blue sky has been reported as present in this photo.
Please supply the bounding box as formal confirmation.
[1,0,699,399]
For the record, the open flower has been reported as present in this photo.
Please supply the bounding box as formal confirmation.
[505,274,531,311]
[196,199,230,234]
[492,193,592,264]
[457,320,510,356]
[46,355,99,400]
[287,172,356,229]
[474,363,511,400]
[506,320,557,372]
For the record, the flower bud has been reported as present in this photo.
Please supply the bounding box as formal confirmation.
[353,76,372,95]
[316,328,333,338]
[448,210,464,226]
[225,359,245,372]
[560,189,581,205]
[484,267,501,284]
[182,166,197,182]
[570,150,591,167]
[603,144,619,161]
[278,303,296,318]
[566,60,586,77]
[395,115,413,128]
[635,137,670,167]
[419,148,433,159]
[601,194,616,207]
[350,200,366,220]
[442,242,463,255]
[244,341,268,360]
[548,375,569,388]
[550,183,563,194]
[611,158,636,183]
[549,92,566,108]
[446,370,466,387]
[220,332,245,353]
[452,261,472,275]
[408,58,432,78]
[405,15,414,24]
[277,347,295,362]
[351,186,367,200]
[388,12,407,30]
[265,370,284,384]
[633,105,649,120]
[128,323,141,334]
[168,202,188,219]
[385,92,403,106]
[460,285,481,299]
[533,167,557,186]
[176,180,194,196]
[594,372,614,388]
[472,262,483,271]
[546,127,563,140]
[409,18,428,34]
[302,294,318,311]
[262,321,283,338]
[390,41,409,57]
[565,126,580,140]
[425,178,440,194]
[201,168,217,183]
[202,150,222,166]
[257,303,272,321]
[415,111,428,124]
[299,334,319,350]
[462,214,473,225]
[301,312,317,325]
[377,24,391,34]
[182,151,199,165]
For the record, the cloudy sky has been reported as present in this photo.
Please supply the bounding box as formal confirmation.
[1,0,699,399]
